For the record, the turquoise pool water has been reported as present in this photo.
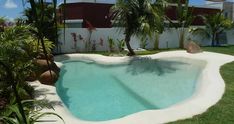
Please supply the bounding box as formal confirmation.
[56,57,205,121]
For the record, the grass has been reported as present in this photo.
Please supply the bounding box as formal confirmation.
[170,61,234,124]
[202,45,234,56]
[80,45,234,56]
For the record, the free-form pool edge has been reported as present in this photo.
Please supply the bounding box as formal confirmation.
[33,51,234,124]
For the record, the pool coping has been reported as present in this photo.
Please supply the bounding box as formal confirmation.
[33,51,234,124]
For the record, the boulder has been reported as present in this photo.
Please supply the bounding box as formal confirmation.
[34,59,52,67]
[36,53,54,61]
[39,70,58,85]
[186,41,202,53]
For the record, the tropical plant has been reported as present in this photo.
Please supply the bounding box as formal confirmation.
[0,25,62,124]
[190,12,233,46]
[108,37,116,52]
[86,20,96,52]
[0,99,64,124]
[165,0,194,48]
[0,26,37,110]
[111,0,164,56]
[23,2,57,44]
[117,39,125,52]
[140,37,148,49]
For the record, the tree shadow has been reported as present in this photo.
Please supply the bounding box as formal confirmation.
[55,68,71,108]
[126,57,188,76]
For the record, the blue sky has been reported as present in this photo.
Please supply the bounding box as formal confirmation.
[0,0,205,20]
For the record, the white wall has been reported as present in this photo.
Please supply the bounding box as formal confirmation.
[57,28,232,53]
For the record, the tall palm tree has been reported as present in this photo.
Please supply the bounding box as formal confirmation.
[165,0,194,48]
[190,12,233,46]
[111,0,164,56]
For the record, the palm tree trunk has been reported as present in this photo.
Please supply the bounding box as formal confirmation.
[212,33,216,46]
[125,32,135,56]
[63,0,66,46]
[52,0,59,52]
[154,32,159,50]
[179,29,185,49]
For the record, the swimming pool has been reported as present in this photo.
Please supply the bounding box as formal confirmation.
[56,57,206,121]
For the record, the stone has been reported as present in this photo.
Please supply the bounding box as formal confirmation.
[186,41,202,53]
[34,59,52,67]
[37,53,54,61]
[39,70,58,85]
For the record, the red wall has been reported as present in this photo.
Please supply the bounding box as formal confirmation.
[166,6,221,25]
[60,3,112,28]
[58,2,220,28]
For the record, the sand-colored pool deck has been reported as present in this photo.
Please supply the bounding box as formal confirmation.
[32,51,234,124]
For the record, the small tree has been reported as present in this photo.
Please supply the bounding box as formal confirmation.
[111,0,164,56]
[165,0,194,48]
[190,12,233,46]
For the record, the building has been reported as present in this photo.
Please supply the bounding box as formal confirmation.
[58,0,221,28]
[205,0,234,21]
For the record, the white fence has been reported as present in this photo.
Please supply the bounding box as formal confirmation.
[57,28,234,53]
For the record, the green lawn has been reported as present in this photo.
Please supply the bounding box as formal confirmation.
[202,45,234,56]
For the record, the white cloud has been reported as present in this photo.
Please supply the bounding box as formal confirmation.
[4,0,18,9]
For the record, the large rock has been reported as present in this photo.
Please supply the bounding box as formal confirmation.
[186,41,202,53]
[34,59,52,68]
[37,53,54,61]
[39,70,58,85]
[34,59,60,74]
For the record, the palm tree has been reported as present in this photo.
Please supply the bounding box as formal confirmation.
[111,0,164,56]
[165,0,194,48]
[190,12,233,46]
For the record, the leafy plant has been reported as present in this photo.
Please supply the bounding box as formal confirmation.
[0,99,64,124]
[140,37,148,49]
[108,37,116,52]
[111,0,164,56]
[190,12,233,46]
[117,39,125,52]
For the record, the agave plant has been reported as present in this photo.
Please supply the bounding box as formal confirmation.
[117,39,125,52]
[111,0,164,56]
[108,37,116,52]
[190,12,233,46]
